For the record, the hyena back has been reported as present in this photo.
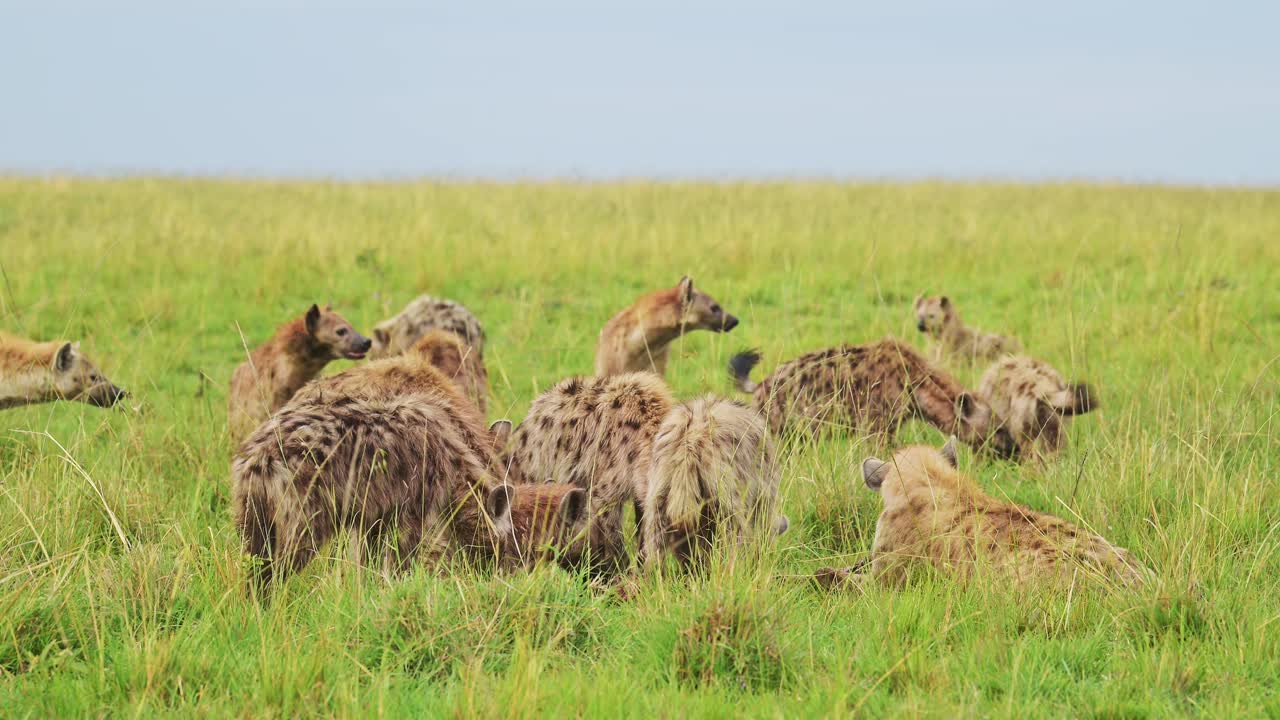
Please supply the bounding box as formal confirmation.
[0,333,125,410]
[730,339,1017,458]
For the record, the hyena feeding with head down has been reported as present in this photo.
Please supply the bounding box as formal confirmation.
[914,295,1020,365]
[595,276,738,377]
[816,438,1148,590]
[228,304,371,441]
[978,355,1096,459]
[231,358,516,593]
[369,294,486,360]
[0,333,126,410]
[640,396,788,570]
[730,339,1017,458]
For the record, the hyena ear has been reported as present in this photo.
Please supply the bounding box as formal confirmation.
[861,457,890,490]
[304,304,322,336]
[914,294,925,309]
[488,420,512,451]
[939,296,951,310]
[560,487,588,526]
[485,484,514,522]
[373,328,391,348]
[54,342,77,373]
[941,436,958,467]
[676,276,694,304]
[956,392,978,419]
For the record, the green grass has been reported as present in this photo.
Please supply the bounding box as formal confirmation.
[1,178,1278,718]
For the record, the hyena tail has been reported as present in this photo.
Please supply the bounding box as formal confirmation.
[1051,382,1097,416]
[728,349,762,394]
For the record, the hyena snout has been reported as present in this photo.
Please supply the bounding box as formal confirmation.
[916,318,927,332]
[718,314,740,332]
[342,333,374,360]
[88,384,127,408]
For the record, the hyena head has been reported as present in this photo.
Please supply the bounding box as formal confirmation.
[506,483,594,570]
[305,304,372,361]
[676,276,738,333]
[51,342,126,407]
[954,392,1019,460]
[861,437,964,506]
[914,295,955,336]
[457,481,517,562]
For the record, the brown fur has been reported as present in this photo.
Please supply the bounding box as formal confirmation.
[978,356,1096,458]
[729,339,1018,458]
[504,372,675,574]
[0,332,125,410]
[914,295,1020,364]
[506,483,592,571]
[228,304,372,442]
[595,276,738,377]
[640,396,787,570]
[369,294,485,360]
[822,439,1148,589]
[407,330,489,416]
[231,361,514,594]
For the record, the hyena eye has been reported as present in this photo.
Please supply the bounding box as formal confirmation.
[710,303,722,313]
[336,328,349,337]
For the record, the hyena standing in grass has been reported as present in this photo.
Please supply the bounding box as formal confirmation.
[730,339,1018,458]
[978,355,1096,459]
[369,294,486,360]
[227,304,371,441]
[231,358,516,594]
[914,295,1020,364]
[640,396,788,570]
[0,333,126,409]
[595,276,739,377]
[504,372,676,574]
[815,438,1148,590]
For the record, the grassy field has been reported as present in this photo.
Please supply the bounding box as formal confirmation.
[0,178,1277,718]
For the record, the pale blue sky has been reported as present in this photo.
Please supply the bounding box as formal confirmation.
[2,1,1277,184]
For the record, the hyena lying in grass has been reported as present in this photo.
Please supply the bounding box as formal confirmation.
[730,339,1017,458]
[369,294,486,360]
[815,438,1148,590]
[232,357,515,594]
[978,355,1096,459]
[640,396,788,570]
[505,372,676,574]
[228,304,371,441]
[0,333,126,410]
[595,276,738,377]
[914,295,1020,364]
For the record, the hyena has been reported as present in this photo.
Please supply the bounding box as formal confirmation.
[978,356,1096,458]
[369,294,485,360]
[595,276,738,377]
[914,295,1020,364]
[640,396,788,570]
[505,483,593,571]
[729,339,1017,458]
[231,363,515,593]
[228,304,372,441]
[406,330,488,416]
[0,333,126,410]
[816,438,1148,590]
[504,372,675,574]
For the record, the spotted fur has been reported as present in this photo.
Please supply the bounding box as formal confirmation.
[369,294,485,360]
[729,338,1018,458]
[595,276,738,377]
[978,355,1096,458]
[0,332,126,410]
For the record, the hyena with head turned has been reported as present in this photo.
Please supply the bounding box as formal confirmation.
[730,338,1018,458]
[914,295,1020,364]
[0,333,126,410]
[640,395,788,570]
[231,360,516,594]
[815,438,1148,590]
[595,276,738,377]
[978,355,1096,459]
[503,372,675,575]
[369,294,485,360]
[228,304,371,441]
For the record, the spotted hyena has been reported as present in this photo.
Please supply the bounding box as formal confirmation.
[505,483,593,571]
[640,395,788,570]
[978,355,1096,459]
[232,361,515,594]
[595,276,738,377]
[369,295,485,360]
[228,304,371,442]
[815,438,1148,590]
[0,333,126,410]
[914,295,1020,364]
[406,330,488,416]
[729,338,1017,458]
[504,372,675,574]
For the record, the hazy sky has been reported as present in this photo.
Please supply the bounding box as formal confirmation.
[3,1,1277,184]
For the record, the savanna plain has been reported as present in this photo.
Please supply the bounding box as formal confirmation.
[0,179,1277,718]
